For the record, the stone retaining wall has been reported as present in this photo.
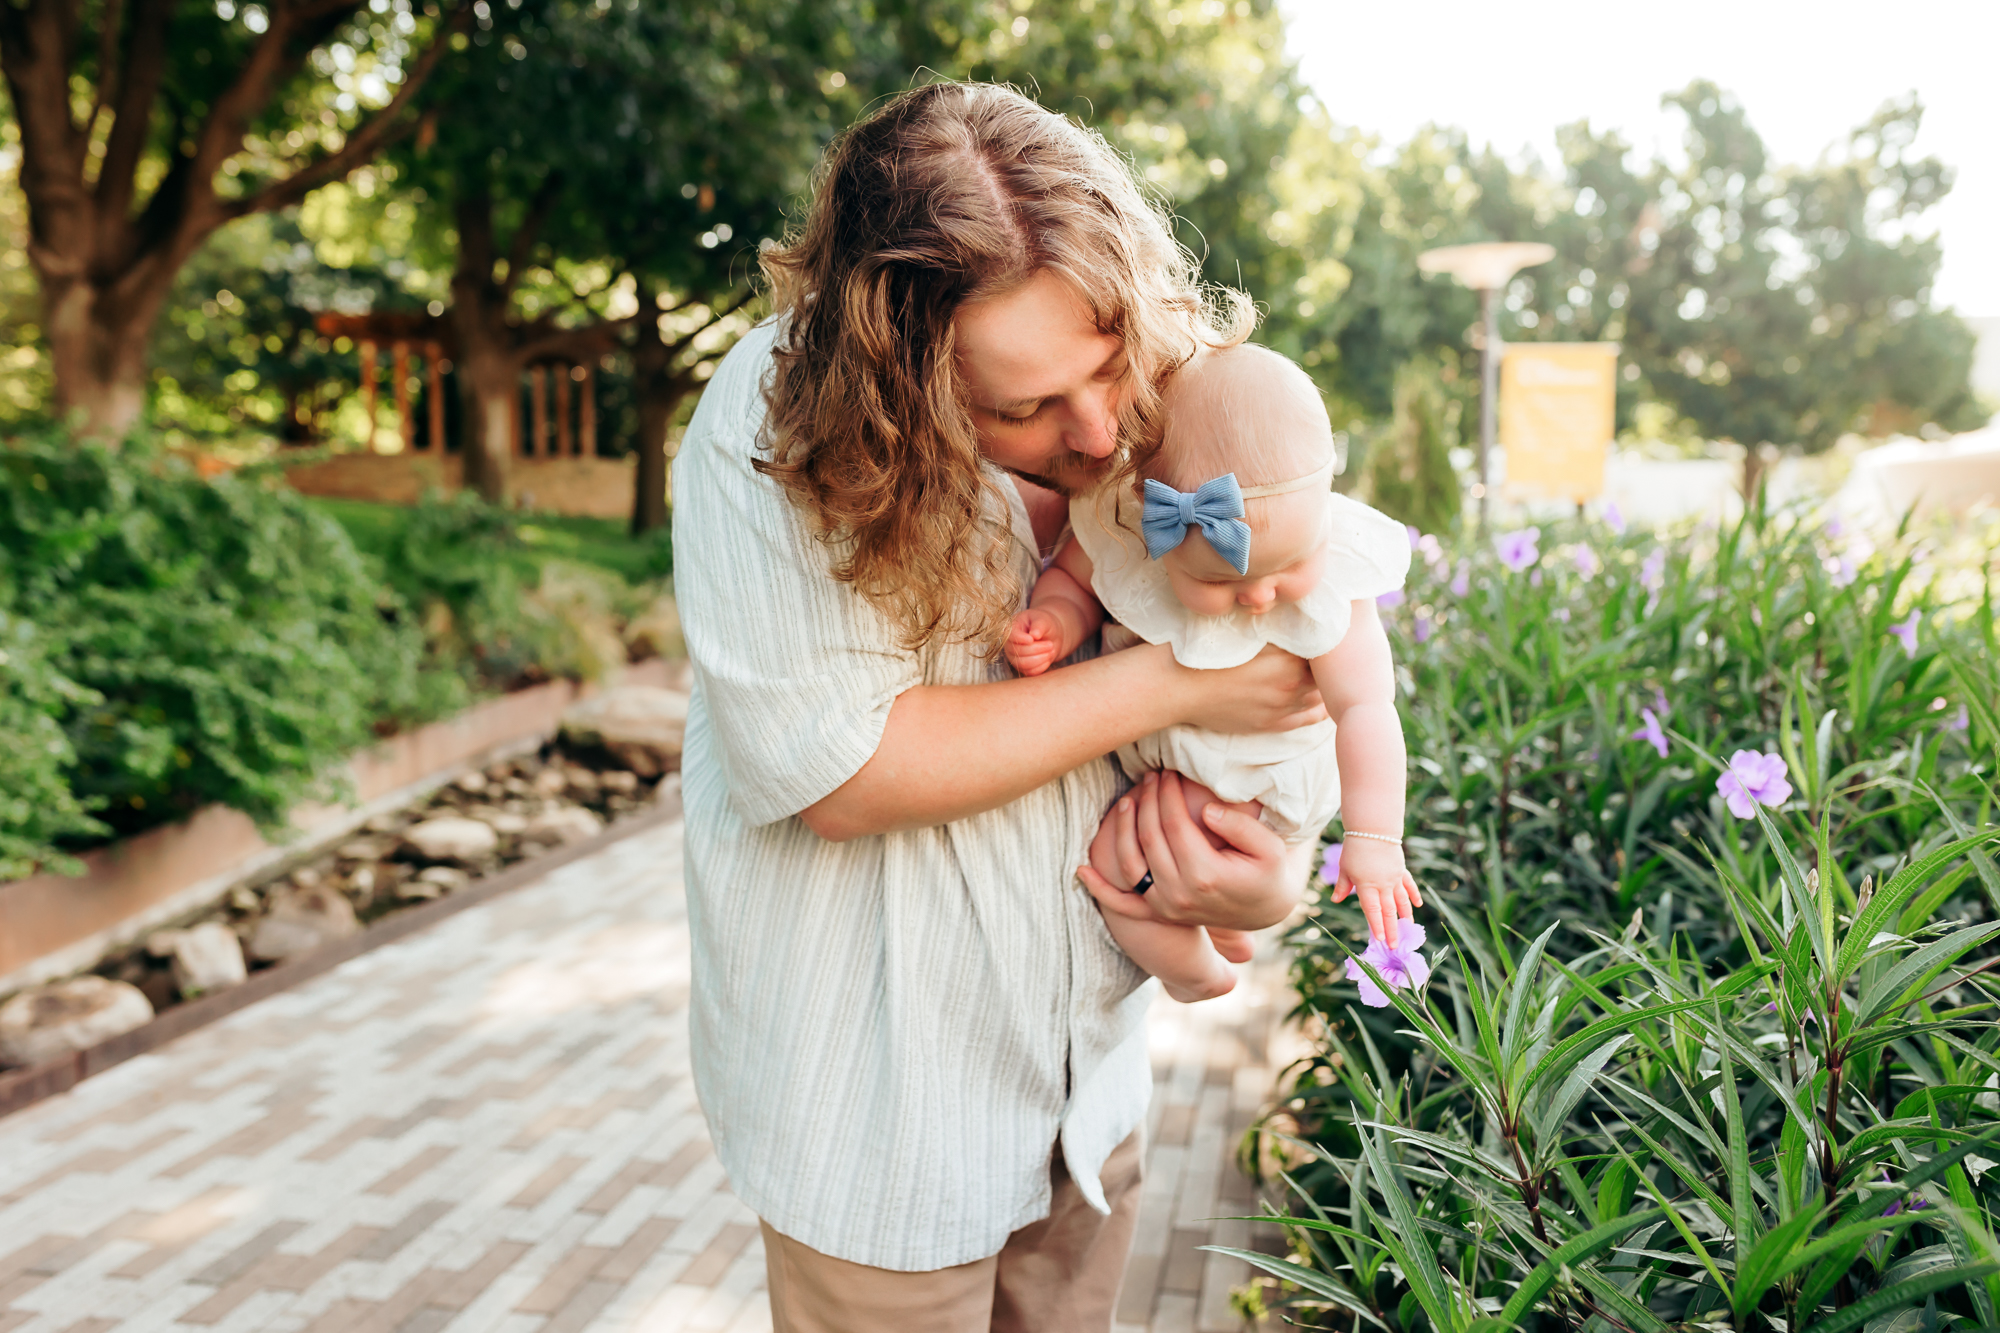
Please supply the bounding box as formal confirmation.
[283,450,642,521]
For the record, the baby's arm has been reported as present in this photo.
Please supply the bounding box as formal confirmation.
[1311,600,1423,945]
[1005,538,1107,677]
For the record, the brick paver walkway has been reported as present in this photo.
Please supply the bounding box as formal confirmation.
[0,816,1298,1332]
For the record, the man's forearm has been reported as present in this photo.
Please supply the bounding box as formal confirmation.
[801,645,1183,840]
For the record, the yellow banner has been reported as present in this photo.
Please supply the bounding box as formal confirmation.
[1500,343,1618,503]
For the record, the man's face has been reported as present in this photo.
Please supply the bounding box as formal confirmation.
[952,270,1128,496]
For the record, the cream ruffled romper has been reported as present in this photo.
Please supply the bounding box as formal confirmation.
[1067,486,1412,844]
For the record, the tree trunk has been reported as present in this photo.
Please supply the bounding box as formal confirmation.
[36,240,181,440]
[454,344,519,504]
[630,332,691,535]
[1741,443,1774,504]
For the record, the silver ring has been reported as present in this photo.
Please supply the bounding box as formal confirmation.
[1133,872,1153,895]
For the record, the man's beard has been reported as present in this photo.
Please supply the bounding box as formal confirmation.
[999,449,1115,498]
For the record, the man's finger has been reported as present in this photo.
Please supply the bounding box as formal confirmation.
[1197,801,1277,859]
[1152,772,1210,879]
[1111,795,1148,889]
[1132,775,1180,897]
[1077,865,1157,921]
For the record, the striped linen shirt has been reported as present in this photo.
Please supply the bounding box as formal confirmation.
[671,320,1152,1272]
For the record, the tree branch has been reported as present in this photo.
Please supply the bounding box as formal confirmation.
[224,5,462,219]
[661,285,757,359]
[515,313,639,367]
[86,0,127,139]
[92,0,174,224]
[498,169,565,302]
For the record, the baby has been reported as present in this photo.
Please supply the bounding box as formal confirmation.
[1006,343,1422,1001]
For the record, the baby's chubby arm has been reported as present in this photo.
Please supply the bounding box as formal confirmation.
[1311,601,1423,945]
[1004,539,1107,677]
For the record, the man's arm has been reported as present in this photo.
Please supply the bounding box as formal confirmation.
[800,640,1325,841]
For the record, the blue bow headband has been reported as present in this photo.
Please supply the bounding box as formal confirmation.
[1139,461,1337,575]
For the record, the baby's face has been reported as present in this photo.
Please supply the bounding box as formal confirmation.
[1159,487,1326,617]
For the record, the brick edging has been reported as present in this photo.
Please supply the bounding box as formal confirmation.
[0,781,683,1123]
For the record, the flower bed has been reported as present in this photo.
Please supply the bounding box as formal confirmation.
[1244,504,2000,1332]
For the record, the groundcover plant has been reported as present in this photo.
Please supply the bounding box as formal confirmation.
[1244,503,2000,1332]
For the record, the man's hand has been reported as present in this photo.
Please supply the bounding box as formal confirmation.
[1329,837,1422,947]
[1004,607,1066,677]
[1077,771,1302,932]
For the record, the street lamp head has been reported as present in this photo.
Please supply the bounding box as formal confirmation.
[1417,241,1557,291]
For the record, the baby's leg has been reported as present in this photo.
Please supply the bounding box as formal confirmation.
[1103,911,1237,1003]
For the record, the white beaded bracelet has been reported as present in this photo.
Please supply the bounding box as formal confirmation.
[1343,830,1403,845]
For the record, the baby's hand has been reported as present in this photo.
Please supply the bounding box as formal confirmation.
[1005,607,1065,677]
[1330,837,1423,947]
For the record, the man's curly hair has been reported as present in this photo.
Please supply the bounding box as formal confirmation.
[756,81,1251,652]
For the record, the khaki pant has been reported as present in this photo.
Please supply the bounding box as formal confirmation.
[761,1130,1145,1333]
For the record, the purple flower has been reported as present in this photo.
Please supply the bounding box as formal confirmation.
[1949,704,1970,733]
[1406,524,1422,550]
[1414,614,1436,643]
[1631,708,1669,758]
[1552,606,1570,622]
[1320,840,1342,885]
[1717,749,1792,819]
[1825,554,1857,588]
[1879,1176,1929,1218]
[1823,516,1847,541]
[1530,568,1544,588]
[1345,921,1431,1008]
[1889,610,1920,659]
[1450,561,1470,598]
[1653,688,1670,716]
[1602,502,1626,535]
[1639,548,1667,593]
[1495,528,1541,573]
[1377,589,1406,610]
[1572,544,1602,579]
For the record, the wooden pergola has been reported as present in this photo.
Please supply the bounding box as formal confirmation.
[314,312,600,457]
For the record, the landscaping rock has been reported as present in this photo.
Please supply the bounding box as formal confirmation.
[532,767,568,797]
[525,805,604,845]
[147,923,248,995]
[402,817,498,863]
[598,770,640,795]
[0,977,155,1068]
[471,809,529,835]
[402,866,470,900]
[338,837,392,862]
[456,771,490,794]
[560,686,689,777]
[248,886,361,962]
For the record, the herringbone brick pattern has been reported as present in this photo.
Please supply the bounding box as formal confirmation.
[0,818,1299,1332]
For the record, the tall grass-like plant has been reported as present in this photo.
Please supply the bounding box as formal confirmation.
[1233,795,2000,1332]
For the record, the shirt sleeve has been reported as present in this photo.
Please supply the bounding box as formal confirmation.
[1320,492,1414,601]
[671,323,923,827]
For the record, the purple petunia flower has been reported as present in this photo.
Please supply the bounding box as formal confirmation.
[1889,610,1920,659]
[1823,516,1846,541]
[1879,1176,1929,1218]
[1406,525,1422,550]
[1377,589,1406,610]
[1639,548,1667,593]
[1320,840,1342,885]
[1414,614,1436,643]
[1572,544,1602,579]
[1450,561,1471,598]
[1825,554,1857,588]
[1949,704,1970,733]
[1495,527,1541,573]
[1631,708,1669,758]
[1602,502,1627,535]
[1717,749,1792,819]
[1345,921,1431,1008]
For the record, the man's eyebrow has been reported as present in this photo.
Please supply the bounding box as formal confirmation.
[981,343,1124,413]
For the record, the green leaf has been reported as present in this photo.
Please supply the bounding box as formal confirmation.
[1498,1207,1665,1325]
[1199,1246,1391,1328]
[1802,1263,2000,1333]
[1854,920,2000,1027]
[1734,1204,1829,1323]
[1837,830,2000,982]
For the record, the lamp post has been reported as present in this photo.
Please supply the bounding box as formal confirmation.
[1417,241,1555,527]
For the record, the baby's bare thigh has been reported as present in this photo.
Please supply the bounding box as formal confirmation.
[1173,776,1262,851]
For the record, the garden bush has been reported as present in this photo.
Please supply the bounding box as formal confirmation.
[1252,503,2000,1331]
[0,429,666,877]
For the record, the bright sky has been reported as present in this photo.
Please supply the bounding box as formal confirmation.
[1279,0,2000,317]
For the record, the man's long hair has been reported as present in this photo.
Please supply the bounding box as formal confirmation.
[756,81,1251,652]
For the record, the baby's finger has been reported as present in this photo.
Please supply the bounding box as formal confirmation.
[1405,871,1424,910]
[1363,890,1388,947]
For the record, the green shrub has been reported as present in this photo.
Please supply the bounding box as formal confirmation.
[1241,798,2000,1333]
[0,430,462,855]
[0,611,103,878]
[1257,503,2000,1331]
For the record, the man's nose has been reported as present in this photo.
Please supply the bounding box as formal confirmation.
[1066,386,1118,459]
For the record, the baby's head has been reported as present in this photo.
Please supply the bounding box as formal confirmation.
[1145,343,1335,618]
